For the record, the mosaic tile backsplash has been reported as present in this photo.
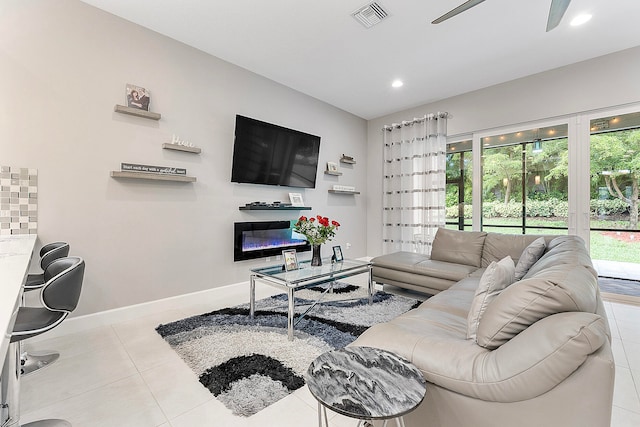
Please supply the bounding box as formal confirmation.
[0,166,38,236]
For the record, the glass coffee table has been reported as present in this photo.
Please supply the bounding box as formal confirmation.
[250,259,373,340]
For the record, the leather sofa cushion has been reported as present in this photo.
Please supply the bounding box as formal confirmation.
[523,235,596,279]
[481,233,552,267]
[467,256,515,341]
[476,263,598,349]
[373,251,477,282]
[353,309,606,402]
[431,228,487,268]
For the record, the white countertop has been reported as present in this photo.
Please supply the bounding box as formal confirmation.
[0,234,37,366]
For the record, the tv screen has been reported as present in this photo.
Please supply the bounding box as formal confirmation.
[231,115,321,188]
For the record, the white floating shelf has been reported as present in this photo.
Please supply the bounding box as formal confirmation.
[162,143,201,154]
[114,104,161,120]
[328,189,360,195]
[324,170,342,176]
[340,158,356,165]
[110,171,196,182]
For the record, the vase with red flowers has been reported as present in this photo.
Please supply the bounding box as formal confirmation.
[294,215,340,266]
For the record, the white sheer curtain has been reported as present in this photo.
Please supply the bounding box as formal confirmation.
[382,113,448,255]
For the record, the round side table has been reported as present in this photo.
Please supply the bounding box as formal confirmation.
[306,346,427,427]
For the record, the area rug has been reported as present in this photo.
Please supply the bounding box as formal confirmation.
[156,283,421,417]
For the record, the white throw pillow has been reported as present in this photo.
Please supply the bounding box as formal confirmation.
[514,237,546,280]
[467,256,515,341]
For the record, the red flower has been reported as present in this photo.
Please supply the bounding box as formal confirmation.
[331,220,340,227]
[309,217,315,222]
[299,216,307,221]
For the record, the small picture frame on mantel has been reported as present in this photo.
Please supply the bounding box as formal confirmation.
[289,192,304,207]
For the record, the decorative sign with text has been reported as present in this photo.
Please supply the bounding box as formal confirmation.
[121,163,186,175]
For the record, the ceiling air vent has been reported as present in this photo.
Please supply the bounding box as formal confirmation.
[352,2,390,28]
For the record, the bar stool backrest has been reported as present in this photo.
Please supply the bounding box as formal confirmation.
[42,256,85,313]
[39,242,70,271]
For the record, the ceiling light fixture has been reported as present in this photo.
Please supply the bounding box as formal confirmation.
[391,80,404,88]
[570,13,592,26]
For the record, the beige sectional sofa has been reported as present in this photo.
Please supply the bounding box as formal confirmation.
[351,229,615,427]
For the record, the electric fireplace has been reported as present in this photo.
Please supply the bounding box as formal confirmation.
[234,221,310,262]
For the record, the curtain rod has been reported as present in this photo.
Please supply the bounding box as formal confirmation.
[382,112,449,131]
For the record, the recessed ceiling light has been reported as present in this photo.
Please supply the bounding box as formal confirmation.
[391,80,403,88]
[570,13,592,26]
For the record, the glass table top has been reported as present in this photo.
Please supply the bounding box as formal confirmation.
[251,259,371,285]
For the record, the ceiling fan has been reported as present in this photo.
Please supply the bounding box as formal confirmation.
[432,0,572,32]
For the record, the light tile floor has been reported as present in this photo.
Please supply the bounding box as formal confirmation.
[16,284,640,427]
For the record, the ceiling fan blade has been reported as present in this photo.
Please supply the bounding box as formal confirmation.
[432,0,487,24]
[546,0,572,31]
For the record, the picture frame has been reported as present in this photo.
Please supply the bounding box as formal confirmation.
[289,192,304,207]
[326,161,338,172]
[282,249,299,271]
[332,245,344,263]
[126,83,150,111]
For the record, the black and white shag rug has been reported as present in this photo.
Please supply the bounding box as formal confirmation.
[156,283,421,417]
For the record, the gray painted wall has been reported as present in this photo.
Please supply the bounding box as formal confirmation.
[366,46,640,256]
[1,0,368,316]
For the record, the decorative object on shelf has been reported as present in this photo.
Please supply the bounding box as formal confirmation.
[170,134,195,148]
[340,154,356,164]
[332,184,356,192]
[239,202,310,211]
[126,83,150,111]
[327,162,338,172]
[121,162,186,175]
[282,249,299,271]
[294,215,340,267]
[289,192,305,207]
[332,245,344,263]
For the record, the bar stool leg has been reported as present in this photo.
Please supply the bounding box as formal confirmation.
[1,341,21,426]
[22,420,71,426]
[21,352,60,376]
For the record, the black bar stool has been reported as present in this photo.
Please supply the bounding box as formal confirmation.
[3,256,85,427]
[21,242,70,375]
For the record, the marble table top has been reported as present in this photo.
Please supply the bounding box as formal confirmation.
[305,346,426,420]
[0,234,37,366]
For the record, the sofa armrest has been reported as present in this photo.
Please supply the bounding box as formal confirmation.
[417,312,607,402]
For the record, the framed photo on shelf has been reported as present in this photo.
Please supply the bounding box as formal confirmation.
[332,245,344,262]
[126,83,150,111]
[282,249,299,271]
[289,192,304,207]
[326,161,338,172]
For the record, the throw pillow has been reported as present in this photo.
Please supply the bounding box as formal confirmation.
[514,237,546,280]
[466,256,515,341]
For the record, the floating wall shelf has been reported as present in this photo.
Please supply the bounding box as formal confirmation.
[328,190,360,195]
[162,143,201,154]
[239,205,312,211]
[114,104,161,120]
[110,171,196,182]
[324,170,342,176]
[339,158,356,165]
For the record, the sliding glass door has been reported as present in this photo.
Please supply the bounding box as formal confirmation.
[589,111,640,282]
[480,125,569,236]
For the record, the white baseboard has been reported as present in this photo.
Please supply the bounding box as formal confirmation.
[29,281,248,341]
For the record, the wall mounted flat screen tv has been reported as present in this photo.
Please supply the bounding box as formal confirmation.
[231,115,321,188]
